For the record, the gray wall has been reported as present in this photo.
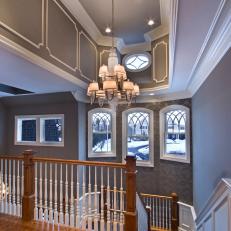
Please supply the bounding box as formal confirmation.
[192,48,231,213]
[0,101,7,153]
[1,92,80,160]
[87,99,193,204]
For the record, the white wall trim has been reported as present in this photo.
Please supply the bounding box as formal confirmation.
[178,201,196,231]
[187,0,231,96]
[0,34,88,89]
[196,178,231,231]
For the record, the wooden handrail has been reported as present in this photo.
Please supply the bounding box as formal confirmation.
[33,156,126,168]
[140,193,172,199]
[0,155,24,160]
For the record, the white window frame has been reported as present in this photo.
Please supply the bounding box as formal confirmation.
[160,105,190,164]
[15,114,64,146]
[122,108,154,167]
[88,108,116,158]
[122,52,152,72]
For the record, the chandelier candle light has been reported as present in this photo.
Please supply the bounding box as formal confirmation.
[87,0,140,107]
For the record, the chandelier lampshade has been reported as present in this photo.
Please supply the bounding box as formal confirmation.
[86,0,140,107]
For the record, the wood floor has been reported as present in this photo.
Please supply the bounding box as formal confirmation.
[0,214,80,231]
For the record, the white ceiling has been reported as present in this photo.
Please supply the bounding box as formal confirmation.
[79,0,161,44]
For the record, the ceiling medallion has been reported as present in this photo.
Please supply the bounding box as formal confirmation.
[87,0,140,107]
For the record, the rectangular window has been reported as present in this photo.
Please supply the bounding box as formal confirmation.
[15,114,64,146]
[40,116,64,145]
[16,117,37,143]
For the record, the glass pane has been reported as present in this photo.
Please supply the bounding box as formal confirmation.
[125,54,149,70]
[127,112,150,161]
[44,119,62,142]
[21,120,36,141]
[92,112,111,153]
[165,110,186,156]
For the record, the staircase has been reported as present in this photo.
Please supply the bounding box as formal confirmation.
[0,151,180,231]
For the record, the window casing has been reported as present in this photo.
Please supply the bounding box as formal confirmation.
[88,108,116,158]
[160,105,190,163]
[122,108,154,167]
[15,114,64,146]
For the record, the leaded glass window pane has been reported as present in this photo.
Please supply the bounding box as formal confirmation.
[92,112,111,152]
[127,112,150,160]
[21,119,36,141]
[165,110,186,155]
[44,119,62,142]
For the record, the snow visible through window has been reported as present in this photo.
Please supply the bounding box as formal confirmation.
[165,110,186,156]
[127,112,150,161]
[92,112,111,153]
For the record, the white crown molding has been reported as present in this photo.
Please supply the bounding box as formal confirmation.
[168,0,179,88]
[136,90,192,103]
[187,0,231,96]
[60,0,172,54]
[119,42,151,55]
[196,178,231,227]
[0,34,88,89]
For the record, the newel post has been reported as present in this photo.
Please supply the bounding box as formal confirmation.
[124,155,137,231]
[22,150,35,221]
[171,192,179,231]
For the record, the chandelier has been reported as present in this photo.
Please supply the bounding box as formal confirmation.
[87,0,140,107]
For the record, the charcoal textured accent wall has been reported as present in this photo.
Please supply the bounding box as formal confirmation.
[192,48,231,213]
[87,99,193,204]
[1,92,79,160]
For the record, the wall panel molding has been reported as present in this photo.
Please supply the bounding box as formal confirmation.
[153,40,168,83]
[46,0,78,72]
[78,30,98,81]
[0,0,44,48]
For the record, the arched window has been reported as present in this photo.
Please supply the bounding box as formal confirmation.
[160,105,190,163]
[88,108,116,158]
[122,108,154,167]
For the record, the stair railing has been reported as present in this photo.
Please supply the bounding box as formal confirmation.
[0,150,137,231]
[140,192,179,231]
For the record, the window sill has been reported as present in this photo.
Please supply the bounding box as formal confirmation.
[160,154,190,164]
[88,152,116,158]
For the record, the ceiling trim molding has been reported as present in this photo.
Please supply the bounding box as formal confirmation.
[187,0,231,96]
[60,0,171,53]
[168,0,178,88]
[0,34,88,89]
[136,90,192,103]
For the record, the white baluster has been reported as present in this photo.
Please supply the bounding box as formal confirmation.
[4,159,8,214]
[21,161,24,216]
[64,164,69,226]
[82,166,86,230]
[8,160,12,214]
[165,198,168,229]
[88,166,92,231]
[59,164,64,224]
[100,167,105,231]
[169,199,171,230]
[119,169,124,231]
[113,168,117,231]
[39,162,43,221]
[94,166,98,231]
[70,164,74,227]
[54,163,58,224]
[16,161,20,217]
[12,160,16,215]
[44,162,48,221]
[49,163,53,223]
[0,159,3,213]
[76,165,80,228]
[106,167,110,231]
[34,162,38,220]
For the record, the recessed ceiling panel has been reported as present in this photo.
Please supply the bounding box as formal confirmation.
[79,0,161,44]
